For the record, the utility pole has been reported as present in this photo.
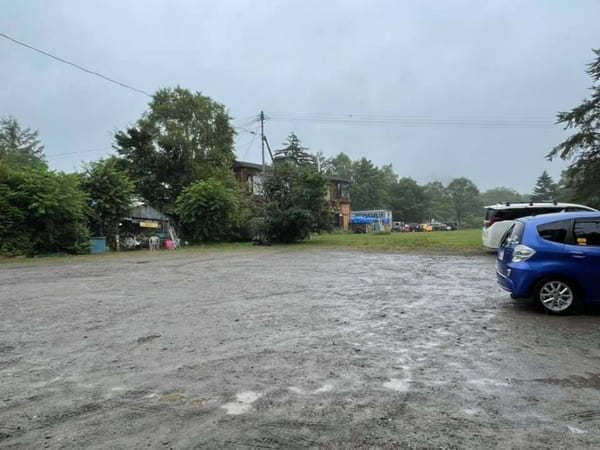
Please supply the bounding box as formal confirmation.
[260,110,265,172]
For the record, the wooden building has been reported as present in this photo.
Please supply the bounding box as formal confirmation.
[233,160,351,231]
[328,176,351,231]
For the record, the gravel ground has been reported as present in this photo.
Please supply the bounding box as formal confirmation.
[2,249,600,449]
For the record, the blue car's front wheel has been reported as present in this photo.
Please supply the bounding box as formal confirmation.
[535,278,579,315]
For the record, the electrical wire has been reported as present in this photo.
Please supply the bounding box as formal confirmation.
[239,133,258,161]
[0,31,152,97]
[266,112,554,128]
[45,148,114,159]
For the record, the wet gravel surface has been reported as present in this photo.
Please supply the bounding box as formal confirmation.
[2,249,600,449]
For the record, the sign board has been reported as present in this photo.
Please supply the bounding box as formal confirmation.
[140,221,159,228]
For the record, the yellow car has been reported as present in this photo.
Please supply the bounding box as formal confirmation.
[422,223,433,232]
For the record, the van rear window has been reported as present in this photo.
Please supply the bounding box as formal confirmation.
[488,206,565,221]
[485,208,496,220]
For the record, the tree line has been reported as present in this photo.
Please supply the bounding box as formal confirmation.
[317,152,585,228]
[1,49,599,255]
[0,88,332,255]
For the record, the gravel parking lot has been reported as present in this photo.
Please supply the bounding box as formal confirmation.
[2,249,600,449]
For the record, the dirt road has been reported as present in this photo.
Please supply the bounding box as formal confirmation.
[2,249,600,448]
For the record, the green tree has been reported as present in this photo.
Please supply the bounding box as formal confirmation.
[328,152,353,179]
[115,87,235,215]
[0,163,89,256]
[273,133,315,165]
[480,187,526,206]
[175,177,240,243]
[555,169,578,203]
[315,151,332,174]
[350,158,389,210]
[389,177,429,222]
[548,49,600,208]
[531,170,557,202]
[255,162,330,243]
[424,181,452,222]
[446,177,482,228]
[0,117,45,168]
[81,158,134,248]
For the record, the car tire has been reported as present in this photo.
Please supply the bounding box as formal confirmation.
[534,278,580,315]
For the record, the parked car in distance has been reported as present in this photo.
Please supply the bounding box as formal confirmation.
[406,223,421,232]
[431,222,448,231]
[422,223,433,232]
[483,202,596,249]
[446,221,458,231]
[392,221,404,232]
[496,212,600,314]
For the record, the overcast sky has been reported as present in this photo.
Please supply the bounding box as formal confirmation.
[2,0,600,193]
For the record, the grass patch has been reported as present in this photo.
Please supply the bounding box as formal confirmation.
[300,229,487,255]
[0,241,256,266]
[0,230,488,266]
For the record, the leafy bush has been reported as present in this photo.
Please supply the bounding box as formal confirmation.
[175,177,239,242]
[254,162,331,243]
[0,163,90,256]
[81,158,134,249]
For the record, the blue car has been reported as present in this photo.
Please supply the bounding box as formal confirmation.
[496,212,600,314]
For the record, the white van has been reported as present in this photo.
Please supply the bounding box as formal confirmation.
[482,202,597,249]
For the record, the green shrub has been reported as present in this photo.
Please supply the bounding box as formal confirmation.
[0,163,90,256]
[254,162,331,243]
[175,178,239,242]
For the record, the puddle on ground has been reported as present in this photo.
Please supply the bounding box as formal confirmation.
[222,391,261,415]
[314,383,334,393]
[383,378,410,392]
[289,383,334,395]
[522,374,600,389]
[468,378,510,388]
[137,334,161,344]
[160,393,185,403]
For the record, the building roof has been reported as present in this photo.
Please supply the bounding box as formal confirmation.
[125,204,170,222]
[233,160,264,170]
[328,176,351,184]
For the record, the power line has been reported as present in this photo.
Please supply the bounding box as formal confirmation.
[0,31,152,97]
[234,126,259,135]
[267,111,553,121]
[45,148,114,159]
[239,133,258,161]
[266,111,555,128]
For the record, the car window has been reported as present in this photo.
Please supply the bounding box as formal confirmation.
[537,220,570,243]
[565,206,590,212]
[491,208,525,220]
[529,207,563,216]
[573,220,600,246]
[501,221,525,247]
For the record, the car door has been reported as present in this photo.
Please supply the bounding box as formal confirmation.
[564,219,600,302]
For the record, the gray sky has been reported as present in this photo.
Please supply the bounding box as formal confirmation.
[2,0,599,193]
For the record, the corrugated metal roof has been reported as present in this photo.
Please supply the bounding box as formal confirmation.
[126,205,170,221]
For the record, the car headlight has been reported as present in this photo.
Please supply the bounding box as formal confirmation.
[512,244,536,263]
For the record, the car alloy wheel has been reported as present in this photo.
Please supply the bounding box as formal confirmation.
[538,280,574,313]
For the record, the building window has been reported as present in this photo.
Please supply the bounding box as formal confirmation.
[252,175,264,195]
